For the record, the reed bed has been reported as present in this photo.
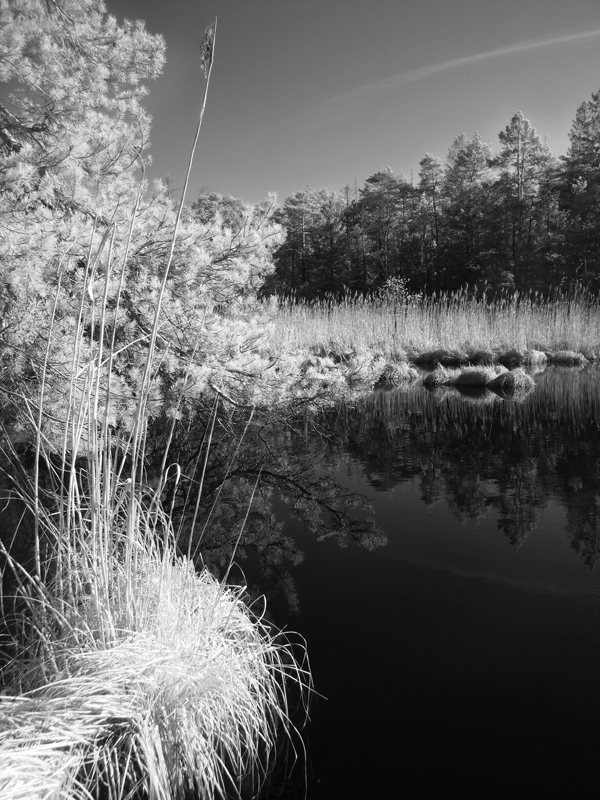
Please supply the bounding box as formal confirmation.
[269,289,600,363]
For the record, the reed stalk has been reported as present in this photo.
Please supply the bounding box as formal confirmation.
[269,289,600,360]
[0,19,310,799]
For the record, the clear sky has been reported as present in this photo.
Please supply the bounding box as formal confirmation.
[106,0,600,205]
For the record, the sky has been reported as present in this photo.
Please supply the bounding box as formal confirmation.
[105,0,600,205]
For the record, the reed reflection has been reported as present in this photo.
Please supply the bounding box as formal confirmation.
[334,366,600,566]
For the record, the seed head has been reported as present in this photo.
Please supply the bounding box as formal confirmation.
[200,25,215,77]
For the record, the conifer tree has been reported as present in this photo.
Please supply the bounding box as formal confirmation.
[560,88,600,286]
[494,112,556,288]
[0,0,165,217]
[0,2,283,432]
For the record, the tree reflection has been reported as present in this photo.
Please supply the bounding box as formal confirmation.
[332,367,600,566]
[147,409,386,613]
[3,367,597,624]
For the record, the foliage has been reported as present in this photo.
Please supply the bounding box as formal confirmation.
[0,2,284,439]
[265,92,600,299]
[0,0,164,218]
[559,88,600,286]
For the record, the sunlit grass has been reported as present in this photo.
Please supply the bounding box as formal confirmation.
[0,254,310,799]
[0,28,311,792]
[269,289,600,361]
[0,487,307,799]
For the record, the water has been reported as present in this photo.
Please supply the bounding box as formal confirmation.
[233,367,600,799]
[2,367,598,799]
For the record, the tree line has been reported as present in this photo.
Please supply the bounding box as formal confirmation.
[259,97,600,299]
[2,0,599,435]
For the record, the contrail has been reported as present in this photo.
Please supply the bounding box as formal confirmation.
[288,28,600,130]
[355,29,600,98]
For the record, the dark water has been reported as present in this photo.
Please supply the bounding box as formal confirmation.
[2,368,599,799]
[230,367,600,800]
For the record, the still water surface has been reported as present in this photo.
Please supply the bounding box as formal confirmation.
[237,367,600,799]
[1,368,597,799]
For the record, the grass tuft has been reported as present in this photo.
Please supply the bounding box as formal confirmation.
[446,365,507,387]
[523,349,548,365]
[548,350,589,366]
[489,367,536,393]
[1,418,309,800]
[423,365,451,387]
[374,362,419,390]
[0,544,306,800]
[414,349,469,366]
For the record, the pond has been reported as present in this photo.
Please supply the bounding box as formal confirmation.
[222,366,600,799]
[1,366,598,799]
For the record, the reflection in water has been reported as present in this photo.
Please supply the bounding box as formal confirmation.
[146,414,386,613]
[241,366,598,800]
[333,366,600,566]
[3,368,598,596]
[1,368,599,798]
[143,366,600,625]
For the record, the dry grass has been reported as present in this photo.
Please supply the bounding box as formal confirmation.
[0,42,311,793]
[489,367,536,393]
[374,361,420,389]
[547,350,589,366]
[421,363,535,398]
[268,290,600,362]
[423,364,507,388]
[446,365,507,386]
[0,529,306,800]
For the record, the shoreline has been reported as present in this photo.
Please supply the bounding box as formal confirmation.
[229,343,597,411]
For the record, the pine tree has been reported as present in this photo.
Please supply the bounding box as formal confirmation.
[494,112,556,288]
[0,0,165,218]
[441,133,507,288]
[560,88,600,286]
[416,154,443,290]
[0,2,283,431]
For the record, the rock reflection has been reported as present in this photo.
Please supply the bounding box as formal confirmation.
[333,366,600,566]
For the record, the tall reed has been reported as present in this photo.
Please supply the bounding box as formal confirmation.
[0,20,310,799]
[270,288,600,359]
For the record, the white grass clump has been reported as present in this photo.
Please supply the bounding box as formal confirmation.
[468,349,496,365]
[523,349,547,365]
[0,478,308,800]
[422,365,451,387]
[423,364,507,388]
[416,348,468,366]
[548,350,588,366]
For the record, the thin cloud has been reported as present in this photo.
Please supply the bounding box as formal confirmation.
[290,28,600,130]
[360,29,600,96]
